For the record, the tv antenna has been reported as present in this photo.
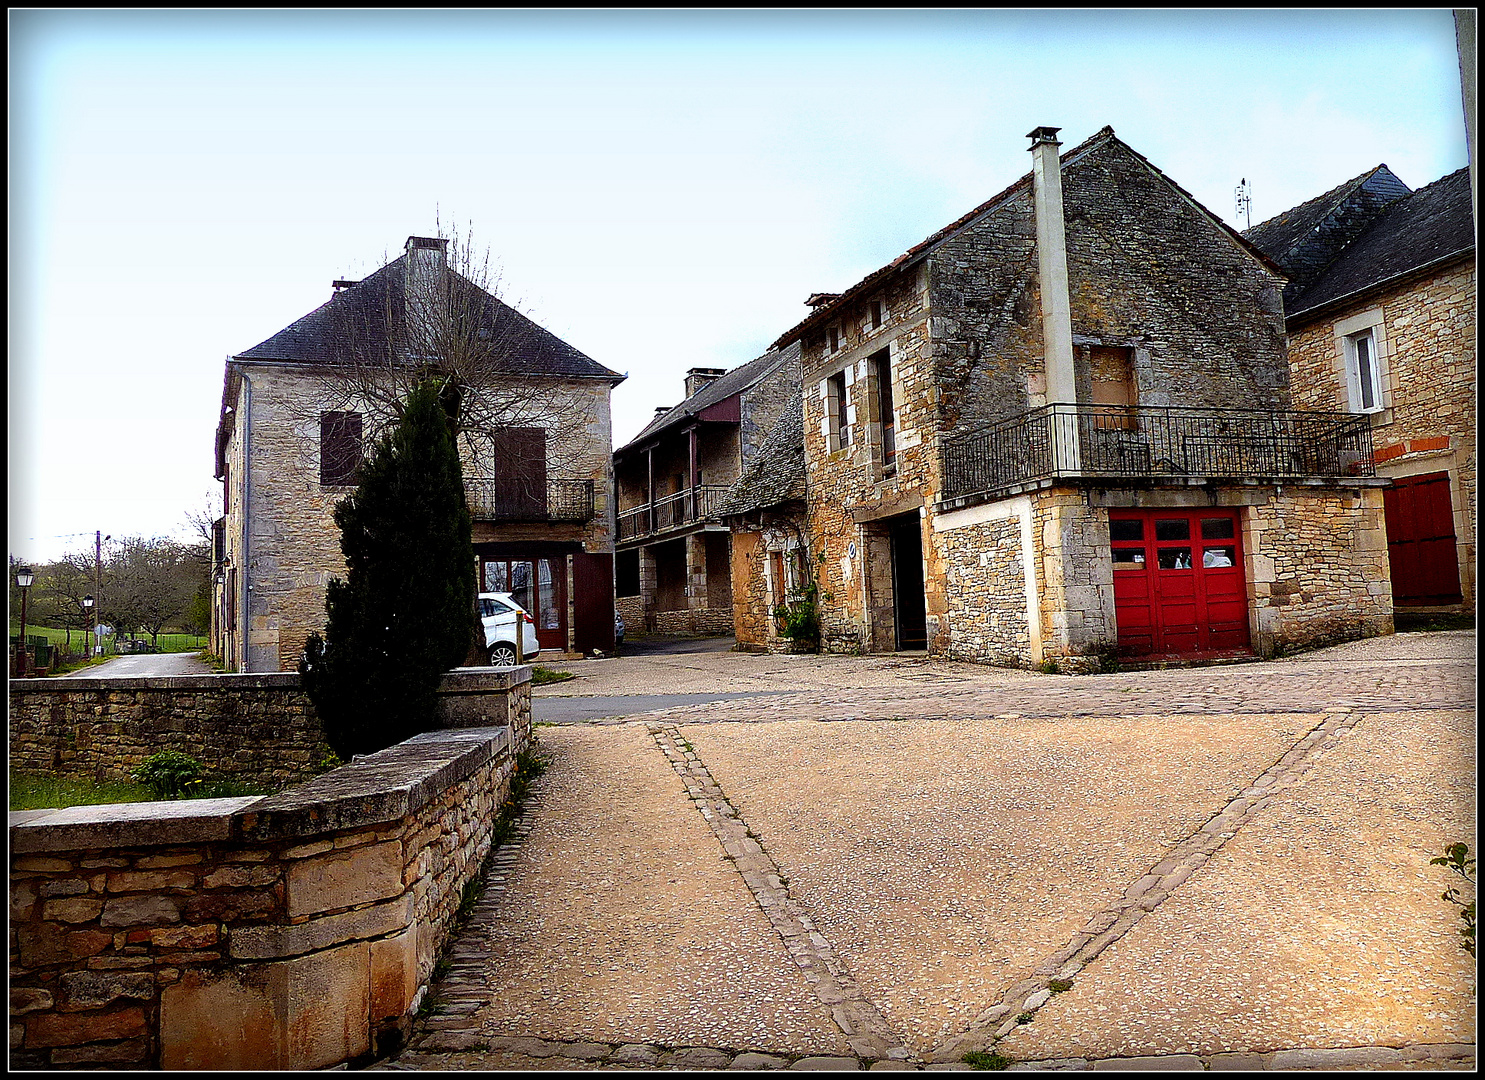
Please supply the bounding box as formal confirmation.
[1235,177,1253,230]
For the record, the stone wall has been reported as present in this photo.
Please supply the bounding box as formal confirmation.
[8,669,531,792]
[1244,486,1394,655]
[9,689,532,1070]
[934,498,1037,667]
[1285,257,1476,612]
[650,607,735,636]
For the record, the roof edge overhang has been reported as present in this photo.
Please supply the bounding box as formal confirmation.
[1284,245,1476,331]
[769,126,1286,352]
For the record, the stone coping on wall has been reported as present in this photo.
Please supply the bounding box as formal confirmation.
[8,727,510,853]
[9,665,532,694]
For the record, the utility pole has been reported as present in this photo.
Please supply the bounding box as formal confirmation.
[94,531,104,655]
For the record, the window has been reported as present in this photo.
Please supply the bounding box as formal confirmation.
[868,299,884,332]
[827,325,843,353]
[870,348,895,474]
[319,411,363,486]
[1345,328,1384,414]
[827,370,852,450]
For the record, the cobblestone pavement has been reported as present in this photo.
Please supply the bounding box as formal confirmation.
[385,632,1476,1071]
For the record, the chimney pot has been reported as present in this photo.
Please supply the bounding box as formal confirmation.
[1026,126,1062,148]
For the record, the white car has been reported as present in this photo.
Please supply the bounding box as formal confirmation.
[478,592,541,666]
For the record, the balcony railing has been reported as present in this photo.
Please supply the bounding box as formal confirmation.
[941,404,1376,506]
[465,478,595,523]
[616,484,733,542]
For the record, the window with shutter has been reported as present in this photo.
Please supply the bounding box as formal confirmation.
[319,412,363,486]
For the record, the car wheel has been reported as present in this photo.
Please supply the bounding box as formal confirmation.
[487,643,519,666]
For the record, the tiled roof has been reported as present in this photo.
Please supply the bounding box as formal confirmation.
[1285,167,1474,319]
[1242,165,1414,305]
[234,254,622,381]
[618,342,801,452]
[771,126,1280,350]
[712,389,806,518]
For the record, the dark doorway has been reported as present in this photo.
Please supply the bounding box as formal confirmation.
[889,516,928,650]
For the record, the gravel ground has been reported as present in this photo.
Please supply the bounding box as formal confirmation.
[399,631,1475,1070]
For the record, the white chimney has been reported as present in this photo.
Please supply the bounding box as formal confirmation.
[403,236,449,353]
[1027,127,1076,405]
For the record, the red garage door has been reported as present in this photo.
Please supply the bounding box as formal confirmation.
[1384,472,1463,606]
[1110,509,1250,658]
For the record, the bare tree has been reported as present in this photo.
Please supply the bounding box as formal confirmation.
[105,538,201,648]
[295,220,605,482]
[35,551,96,654]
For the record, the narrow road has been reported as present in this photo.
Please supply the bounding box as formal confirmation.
[59,652,216,678]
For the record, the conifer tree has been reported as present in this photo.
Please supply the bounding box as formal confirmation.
[301,378,478,759]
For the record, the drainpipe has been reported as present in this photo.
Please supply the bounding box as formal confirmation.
[1028,126,1081,475]
[239,368,253,672]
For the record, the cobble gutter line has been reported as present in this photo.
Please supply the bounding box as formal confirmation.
[647,722,913,1063]
[931,709,1367,1063]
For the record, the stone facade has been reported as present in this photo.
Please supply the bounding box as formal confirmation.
[775,127,1390,667]
[9,701,531,1070]
[217,365,619,671]
[614,346,801,636]
[214,238,625,672]
[1242,487,1394,654]
[1285,259,1476,612]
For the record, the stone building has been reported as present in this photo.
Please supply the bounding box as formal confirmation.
[612,344,801,635]
[769,125,1392,670]
[212,236,625,672]
[1246,165,1476,616]
[713,390,811,651]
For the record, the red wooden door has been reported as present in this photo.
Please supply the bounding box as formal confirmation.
[1110,509,1250,657]
[1384,473,1462,606]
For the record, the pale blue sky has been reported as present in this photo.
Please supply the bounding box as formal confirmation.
[8,9,1470,563]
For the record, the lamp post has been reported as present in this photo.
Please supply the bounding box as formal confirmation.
[83,594,95,658]
[16,565,34,677]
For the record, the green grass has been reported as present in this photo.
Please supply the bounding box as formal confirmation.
[9,770,271,812]
[963,1050,1014,1070]
[9,624,208,654]
[530,666,575,685]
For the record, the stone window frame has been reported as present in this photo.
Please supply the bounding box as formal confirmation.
[1332,308,1392,422]
[867,345,897,480]
[821,368,855,453]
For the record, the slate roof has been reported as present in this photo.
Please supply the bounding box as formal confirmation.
[1242,165,1414,307]
[771,126,1281,350]
[234,253,622,381]
[1283,167,1475,319]
[712,389,806,518]
[617,342,801,453]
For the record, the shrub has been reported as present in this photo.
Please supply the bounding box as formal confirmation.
[301,379,478,760]
[1432,842,1476,958]
[132,751,203,800]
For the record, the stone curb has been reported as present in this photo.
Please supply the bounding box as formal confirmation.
[383,1037,1476,1071]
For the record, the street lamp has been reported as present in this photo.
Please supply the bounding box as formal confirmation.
[16,565,34,677]
[83,594,95,658]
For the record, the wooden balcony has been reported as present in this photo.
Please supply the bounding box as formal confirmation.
[616,485,733,543]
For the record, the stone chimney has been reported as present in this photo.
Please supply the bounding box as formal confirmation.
[684,367,727,399]
[1027,127,1076,405]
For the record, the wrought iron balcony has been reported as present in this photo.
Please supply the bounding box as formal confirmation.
[616,484,734,542]
[941,404,1376,507]
[465,478,595,523]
